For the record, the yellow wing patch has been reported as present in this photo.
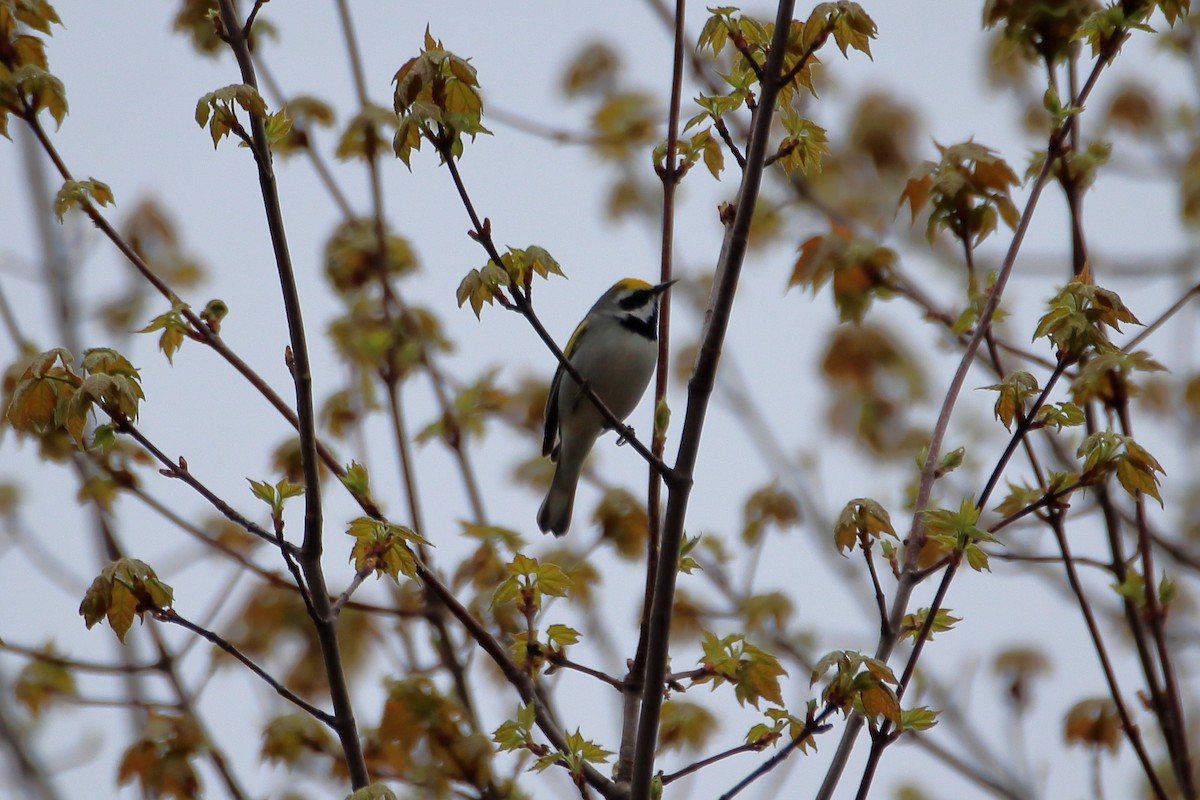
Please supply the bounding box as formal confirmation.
[563,316,590,358]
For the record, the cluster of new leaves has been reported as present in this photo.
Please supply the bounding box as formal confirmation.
[194,83,289,150]
[592,487,650,559]
[494,705,612,787]
[456,245,563,318]
[392,27,488,165]
[899,607,961,643]
[1112,569,1178,618]
[492,553,571,613]
[1077,2,1187,57]
[321,215,442,387]
[819,324,927,457]
[901,141,1019,247]
[657,701,719,753]
[268,94,336,157]
[694,631,787,709]
[0,0,66,136]
[696,3,873,102]
[260,713,335,772]
[335,104,397,162]
[6,347,144,449]
[921,497,998,572]
[774,107,830,177]
[345,516,427,581]
[789,228,897,323]
[689,4,872,179]
[78,558,174,642]
[984,370,1042,431]
[415,371,506,446]
[53,177,114,219]
[324,217,418,296]
[1033,274,1140,359]
[328,297,450,386]
[492,554,574,672]
[118,713,203,800]
[223,585,377,699]
[811,650,938,732]
[655,126,725,179]
[741,483,802,544]
[137,301,194,364]
[1069,349,1165,407]
[370,678,497,792]
[745,705,813,752]
[994,469,1080,521]
[337,461,380,516]
[1077,429,1166,505]
[249,476,303,533]
[982,0,1102,63]
[833,497,897,554]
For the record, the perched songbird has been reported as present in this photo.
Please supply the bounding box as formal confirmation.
[537,278,676,536]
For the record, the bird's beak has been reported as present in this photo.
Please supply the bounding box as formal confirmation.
[652,279,679,294]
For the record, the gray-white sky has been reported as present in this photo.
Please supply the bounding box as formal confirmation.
[1,3,1197,798]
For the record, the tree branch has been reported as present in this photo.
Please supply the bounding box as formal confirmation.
[631,3,799,796]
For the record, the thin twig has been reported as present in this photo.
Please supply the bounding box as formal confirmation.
[861,539,890,637]
[1116,393,1194,797]
[331,568,372,616]
[415,562,620,799]
[621,0,689,786]
[154,608,335,725]
[1046,510,1169,800]
[661,740,764,785]
[115,420,286,551]
[0,642,162,674]
[719,705,837,799]
[547,654,625,692]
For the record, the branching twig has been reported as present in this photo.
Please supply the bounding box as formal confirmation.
[214,1,367,788]
[114,420,286,551]
[547,653,625,692]
[330,568,372,616]
[415,562,620,799]
[660,740,764,785]
[153,607,335,726]
[818,35,1129,798]
[719,705,837,799]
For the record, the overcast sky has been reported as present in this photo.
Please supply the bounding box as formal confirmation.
[2,3,1197,799]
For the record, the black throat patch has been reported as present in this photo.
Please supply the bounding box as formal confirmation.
[618,309,658,340]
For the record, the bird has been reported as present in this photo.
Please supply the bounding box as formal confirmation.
[537,278,677,536]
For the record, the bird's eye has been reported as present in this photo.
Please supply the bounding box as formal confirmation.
[619,290,651,310]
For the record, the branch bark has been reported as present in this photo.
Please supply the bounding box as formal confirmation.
[629,2,798,796]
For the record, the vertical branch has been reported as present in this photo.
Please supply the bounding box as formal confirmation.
[619,0,688,786]
[1115,392,1195,798]
[629,2,797,796]
[1047,509,1170,800]
[214,0,368,787]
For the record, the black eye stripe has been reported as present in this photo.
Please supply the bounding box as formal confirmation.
[619,289,652,310]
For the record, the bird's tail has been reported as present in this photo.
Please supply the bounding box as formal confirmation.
[537,457,584,536]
